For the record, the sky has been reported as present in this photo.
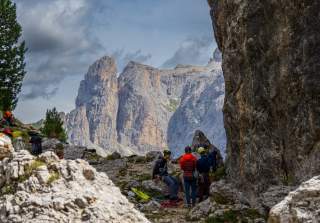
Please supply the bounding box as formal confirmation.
[13,0,216,123]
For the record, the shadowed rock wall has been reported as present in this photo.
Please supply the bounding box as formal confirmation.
[209,0,320,198]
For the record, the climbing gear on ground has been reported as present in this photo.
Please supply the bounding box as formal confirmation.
[131,187,150,202]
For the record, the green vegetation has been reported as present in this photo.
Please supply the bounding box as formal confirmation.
[211,193,233,205]
[24,160,46,177]
[41,108,67,142]
[0,0,27,111]
[1,184,15,195]
[210,166,227,181]
[282,173,294,186]
[47,171,60,185]
[164,99,180,112]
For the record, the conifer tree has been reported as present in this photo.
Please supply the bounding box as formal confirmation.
[41,108,67,142]
[0,0,27,111]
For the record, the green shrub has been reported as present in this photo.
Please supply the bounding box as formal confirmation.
[41,108,67,142]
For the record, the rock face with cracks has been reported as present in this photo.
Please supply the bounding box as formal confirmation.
[0,150,149,223]
[210,0,320,199]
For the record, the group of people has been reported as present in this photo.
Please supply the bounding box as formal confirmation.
[0,110,43,156]
[152,145,218,208]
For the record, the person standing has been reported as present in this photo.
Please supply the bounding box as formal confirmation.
[196,147,211,202]
[152,150,179,202]
[180,146,197,207]
[29,132,42,156]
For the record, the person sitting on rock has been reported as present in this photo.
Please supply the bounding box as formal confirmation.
[152,150,179,203]
[29,132,43,156]
[180,146,197,207]
[1,111,14,127]
[196,147,211,202]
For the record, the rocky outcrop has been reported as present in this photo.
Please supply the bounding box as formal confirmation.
[0,150,149,223]
[0,133,14,160]
[210,0,320,197]
[188,180,265,222]
[268,176,320,223]
[66,54,225,156]
[191,130,224,166]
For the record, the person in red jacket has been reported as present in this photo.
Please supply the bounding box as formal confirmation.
[179,146,197,207]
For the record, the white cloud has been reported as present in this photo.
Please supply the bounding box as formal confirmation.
[161,36,215,68]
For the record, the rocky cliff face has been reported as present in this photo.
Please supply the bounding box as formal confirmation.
[66,54,225,156]
[210,0,320,198]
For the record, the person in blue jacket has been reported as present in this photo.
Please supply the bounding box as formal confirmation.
[196,147,211,202]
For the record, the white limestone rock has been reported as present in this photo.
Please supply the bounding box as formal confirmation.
[268,176,320,223]
[0,150,150,223]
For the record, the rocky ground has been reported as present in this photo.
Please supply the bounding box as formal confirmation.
[85,151,268,223]
[1,128,320,222]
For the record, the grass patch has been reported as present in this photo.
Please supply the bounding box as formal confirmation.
[164,99,180,112]
[1,184,15,195]
[24,160,46,177]
[47,171,60,185]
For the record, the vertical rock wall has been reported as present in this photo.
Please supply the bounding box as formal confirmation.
[210,0,320,197]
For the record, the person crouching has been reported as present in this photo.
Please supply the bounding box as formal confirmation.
[152,150,179,202]
[180,146,197,207]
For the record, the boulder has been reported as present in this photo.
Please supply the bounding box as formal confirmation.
[191,130,224,167]
[0,150,150,223]
[268,176,320,223]
[110,151,121,160]
[141,180,166,194]
[260,186,294,213]
[141,200,161,212]
[0,133,14,160]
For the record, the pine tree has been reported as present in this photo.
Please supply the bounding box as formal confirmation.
[41,108,67,143]
[0,0,27,111]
